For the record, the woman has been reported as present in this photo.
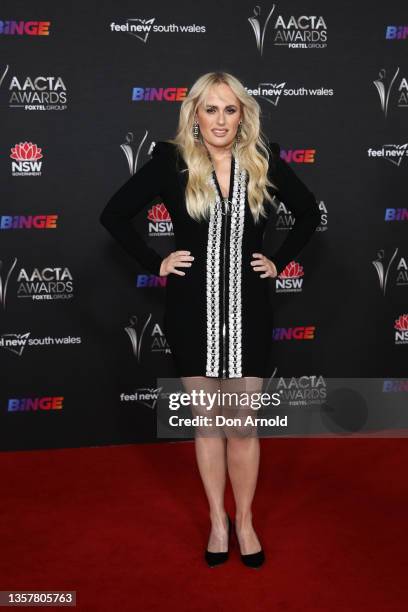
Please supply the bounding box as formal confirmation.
[100,71,321,569]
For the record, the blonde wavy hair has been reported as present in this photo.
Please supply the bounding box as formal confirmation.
[167,71,277,224]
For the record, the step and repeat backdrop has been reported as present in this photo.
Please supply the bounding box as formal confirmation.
[1,2,406,450]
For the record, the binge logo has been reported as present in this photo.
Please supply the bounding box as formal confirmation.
[131,87,187,101]
[8,396,64,411]
[0,20,51,35]
[280,149,316,163]
[10,141,43,176]
[0,215,58,229]
[385,25,408,40]
[272,326,316,340]
[395,314,408,344]
[385,208,408,221]
[136,274,167,288]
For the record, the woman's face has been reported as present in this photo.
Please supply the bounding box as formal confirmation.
[195,83,242,149]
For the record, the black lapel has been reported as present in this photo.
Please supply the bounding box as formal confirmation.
[174,146,189,191]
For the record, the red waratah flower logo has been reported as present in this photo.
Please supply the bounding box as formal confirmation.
[395,314,408,330]
[10,142,43,161]
[148,203,171,221]
[279,261,304,278]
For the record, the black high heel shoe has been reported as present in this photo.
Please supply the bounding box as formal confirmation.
[205,513,232,567]
[234,521,265,569]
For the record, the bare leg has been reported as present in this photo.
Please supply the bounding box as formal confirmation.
[222,376,263,555]
[180,376,228,553]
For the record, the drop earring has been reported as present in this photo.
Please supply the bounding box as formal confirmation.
[235,121,242,143]
[193,118,200,140]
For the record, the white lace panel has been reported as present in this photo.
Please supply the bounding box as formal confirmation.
[205,190,222,377]
[205,157,247,378]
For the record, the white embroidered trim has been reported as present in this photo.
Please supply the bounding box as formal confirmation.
[206,186,222,377]
[228,161,246,378]
[205,157,247,378]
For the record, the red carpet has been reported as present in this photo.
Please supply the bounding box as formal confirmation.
[1,437,408,611]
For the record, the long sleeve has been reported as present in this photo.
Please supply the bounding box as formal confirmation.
[267,142,321,276]
[99,142,169,276]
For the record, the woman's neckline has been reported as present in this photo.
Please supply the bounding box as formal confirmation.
[209,154,235,201]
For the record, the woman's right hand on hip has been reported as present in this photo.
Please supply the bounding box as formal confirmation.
[159,250,195,277]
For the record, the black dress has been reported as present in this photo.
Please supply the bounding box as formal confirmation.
[100,141,321,379]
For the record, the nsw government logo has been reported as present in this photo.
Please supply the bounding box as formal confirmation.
[10,141,43,176]
[275,261,304,293]
[394,314,408,345]
[147,203,173,237]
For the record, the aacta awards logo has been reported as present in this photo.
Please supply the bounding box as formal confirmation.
[275,261,304,293]
[266,375,327,406]
[121,129,150,176]
[10,141,43,176]
[372,248,408,295]
[274,198,326,232]
[125,313,171,364]
[0,258,75,309]
[248,4,327,55]
[394,314,408,345]
[1,65,68,111]
[0,257,17,310]
[373,67,408,118]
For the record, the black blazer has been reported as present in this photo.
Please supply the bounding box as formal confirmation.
[100,141,321,277]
